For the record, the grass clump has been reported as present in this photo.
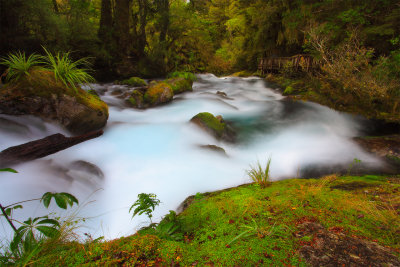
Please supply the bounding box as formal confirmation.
[247,158,272,188]
[0,51,44,82]
[43,47,94,91]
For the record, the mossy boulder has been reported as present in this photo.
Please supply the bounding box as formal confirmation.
[190,112,236,142]
[117,77,147,87]
[126,90,145,109]
[144,82,174,106]
[0,69,108,134]
[166,77,193,94]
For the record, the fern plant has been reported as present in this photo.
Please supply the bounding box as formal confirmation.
[42,47,94,91]
[0,51,44,82]
[129,193,161,223]
[247,157,272,188]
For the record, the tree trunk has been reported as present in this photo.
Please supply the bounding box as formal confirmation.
[157,0,169,43]
[115,0,131,59]
[98,0,113,42]
[0,131,103,167]
[137,0,148,56]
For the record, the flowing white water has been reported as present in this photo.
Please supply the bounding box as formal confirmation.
[0,74,380,241]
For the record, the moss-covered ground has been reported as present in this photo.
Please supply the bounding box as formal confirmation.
[33,175,400,266]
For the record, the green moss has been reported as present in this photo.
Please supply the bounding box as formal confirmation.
[166,77,193,94]
[31,175,399,266]
[0,68,108,117]
[144,82,173,105]
[192,112,226,136]
[167,71,196,83]
[127,90,144,108]
[119,77,147,87]
[231,70,253,77]
[283,85,294,95]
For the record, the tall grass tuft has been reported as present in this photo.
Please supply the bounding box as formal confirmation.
[247,158,272,188]
[43,47,95,91]
[0,51,44,82]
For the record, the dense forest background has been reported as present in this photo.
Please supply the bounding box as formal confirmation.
[1,0,398,78]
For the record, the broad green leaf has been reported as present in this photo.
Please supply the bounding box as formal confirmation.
[37,218,60,227]
[54,194,67,209]
[60,192,79,206]
[36,226,59,238]
[41,192,53,208]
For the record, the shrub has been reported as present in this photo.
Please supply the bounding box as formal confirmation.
[247,158,272,188]
[0,51,44,82]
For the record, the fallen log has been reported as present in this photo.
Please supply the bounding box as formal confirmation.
[0,130,103,167]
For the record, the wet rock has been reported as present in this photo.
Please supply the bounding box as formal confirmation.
[144,82,173,106]
[0,69,108,134]
[116,77,147,87]
[199,145,227,156]
[126,90,145,109]
[190,112,236,142]
[69,160,104,179]
[166,77,193,94]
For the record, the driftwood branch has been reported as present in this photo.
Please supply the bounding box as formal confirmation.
[0,130,103,167]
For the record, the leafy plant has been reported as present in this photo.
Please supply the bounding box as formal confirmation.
[0,51,44,82]
[347,158,362,175]
[155,221,183,241]
[0,169,79,265]
[42,47,94,91]
[129,193,161,223]
[247,158,272,188]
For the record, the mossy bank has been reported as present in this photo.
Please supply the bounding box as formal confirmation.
[29,175,400,266]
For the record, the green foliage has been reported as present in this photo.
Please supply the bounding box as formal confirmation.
[43,47,95,91]
[0,52,44,82]
[0,189,79,266]
[129,193,161,223]
[167,71,196,83]
[41,192,79,210]
[154,211,183,241]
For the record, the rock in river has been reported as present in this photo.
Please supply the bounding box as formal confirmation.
[0,69,108,134]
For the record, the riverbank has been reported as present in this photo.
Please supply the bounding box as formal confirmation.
[264,73,400,125]
[28,175,400,266]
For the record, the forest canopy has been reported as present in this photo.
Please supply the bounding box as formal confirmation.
[0,0,399,78]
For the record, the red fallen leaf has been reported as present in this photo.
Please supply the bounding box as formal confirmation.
[207,235,212,240]
[225,244,231,248]
[229,219,235,224]
[272,246,281,251]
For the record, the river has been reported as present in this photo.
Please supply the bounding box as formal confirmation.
[0,74,381,241]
